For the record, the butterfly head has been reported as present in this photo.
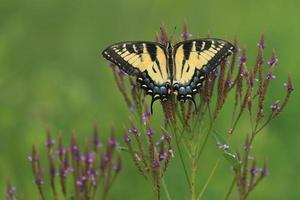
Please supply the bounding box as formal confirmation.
[166,42,174,56]
[166,42,173,49]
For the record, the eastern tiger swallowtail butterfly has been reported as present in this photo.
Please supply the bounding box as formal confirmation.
[102,39,235,113]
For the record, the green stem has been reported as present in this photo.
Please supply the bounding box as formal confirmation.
[196,118,215,162]
[197,159,221,200]
[225,176,237,200]
[173,128,191,187]
[190,145,198,200]
[162,178,172,200]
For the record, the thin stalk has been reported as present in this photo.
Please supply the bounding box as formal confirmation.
[192,104,208,134]
[196,107,215,162]
[254,113,274,135]
[241,134,254,196]
[225,176,237,200]
[197,159,221,200]
[173,128,191,187]
[162,178,172,200]
[190,144,198,200]
[230,107,245,135]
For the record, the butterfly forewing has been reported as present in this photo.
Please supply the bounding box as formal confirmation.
[102,42,171,112]
[102,42,168,82]
[173,39,234,101]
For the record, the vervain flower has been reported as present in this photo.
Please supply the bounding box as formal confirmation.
[28,127,121,200]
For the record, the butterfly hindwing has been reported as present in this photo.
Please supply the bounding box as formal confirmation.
[102,42,171,112]
[173,39,235,101]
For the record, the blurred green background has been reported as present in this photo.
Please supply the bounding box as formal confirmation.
[0,0,299,199]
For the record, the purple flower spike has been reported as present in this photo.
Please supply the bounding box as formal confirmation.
[109,137,117,147]
[257,42,265,49]
[181,32,192,40]
[93,131,102,149]
[234,46,241,53]
[124,134,131,143]
[284,82,294,92]
[164,134,171,142]
[257,35,265,49]
[239,55,247,64]
[267,58,278,66]
[240,71,249,78]
[57,146,66,157]
[45,138,55,148]
[130,127,138,135]
[35,177,44,186]
[160,134,171,142]
[159,152,167,161]
[153,159,160,168]
[266,72,276,80]
[80,154,86,161]
[71,143,79,154]
[181,20,192,40]
[250,167,262,176]
[59,169,68,177]
[76,180,83,187]
[212,69,220,77]
[146,129,154,137]
[28,155,38,162]
[226,79,234,87]
[87,152,95,164]
[6,184,16,199]
[270,102,281,112]
[143,111,151,125]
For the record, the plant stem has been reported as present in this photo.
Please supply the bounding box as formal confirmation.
[190,144,198,200]
[162,178,172,200]
[197,159,221,200]
[173,128,191,188]
[196,117,215,162]
[225,175,237,200]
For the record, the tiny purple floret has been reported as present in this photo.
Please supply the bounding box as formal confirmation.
[266,72,276,80]
[267,58,278,66]
[146,129,154,137]
[284,82,294,92]
[124,134,131,143]
[270,102,281,111]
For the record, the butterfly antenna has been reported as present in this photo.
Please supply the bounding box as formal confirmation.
[170,26,177,42]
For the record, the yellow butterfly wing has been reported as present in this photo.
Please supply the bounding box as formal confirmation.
[102,42,169,85]
[173,39,234,100]
[102,41,170,112]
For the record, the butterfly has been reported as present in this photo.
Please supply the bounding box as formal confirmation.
[102,39,235,113]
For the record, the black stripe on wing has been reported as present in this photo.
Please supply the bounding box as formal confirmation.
[173,39,235,103]
[102,41,165,76]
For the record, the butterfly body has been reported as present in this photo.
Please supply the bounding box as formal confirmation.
[102,39,234,112]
